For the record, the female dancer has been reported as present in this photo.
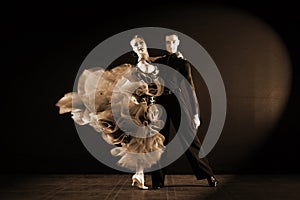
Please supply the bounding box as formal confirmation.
[56,35,166,189]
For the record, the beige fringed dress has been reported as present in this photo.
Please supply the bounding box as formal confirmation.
[56,64,165,170]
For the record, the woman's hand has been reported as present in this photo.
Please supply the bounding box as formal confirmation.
[192,114,201,129]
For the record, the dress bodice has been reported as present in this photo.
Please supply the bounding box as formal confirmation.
[135,64,159,83]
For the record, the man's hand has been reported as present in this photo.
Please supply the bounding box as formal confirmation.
[192,114,201,129]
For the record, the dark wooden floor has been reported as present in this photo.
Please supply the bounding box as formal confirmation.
[0,174,299,200]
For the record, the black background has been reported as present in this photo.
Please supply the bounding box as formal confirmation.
[1,0,299,175]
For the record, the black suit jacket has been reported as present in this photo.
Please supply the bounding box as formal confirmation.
[154,53,199,117]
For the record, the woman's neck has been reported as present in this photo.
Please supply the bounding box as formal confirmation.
[138,53,150,62]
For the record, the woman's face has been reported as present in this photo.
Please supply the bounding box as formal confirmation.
[131,38,148,56]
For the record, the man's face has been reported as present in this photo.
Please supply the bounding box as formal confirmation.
[165,35,179,53]
[131,38,148,56]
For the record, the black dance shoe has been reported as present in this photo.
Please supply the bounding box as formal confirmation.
[207,176,218,187]
[152,182,164,189]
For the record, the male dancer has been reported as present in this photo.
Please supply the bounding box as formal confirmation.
[151,34,218,189]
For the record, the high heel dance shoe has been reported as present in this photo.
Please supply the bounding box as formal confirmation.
[132,174,149,190]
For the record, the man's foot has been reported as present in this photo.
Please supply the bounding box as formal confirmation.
[207,176,218,187]
[152,181,164,189]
